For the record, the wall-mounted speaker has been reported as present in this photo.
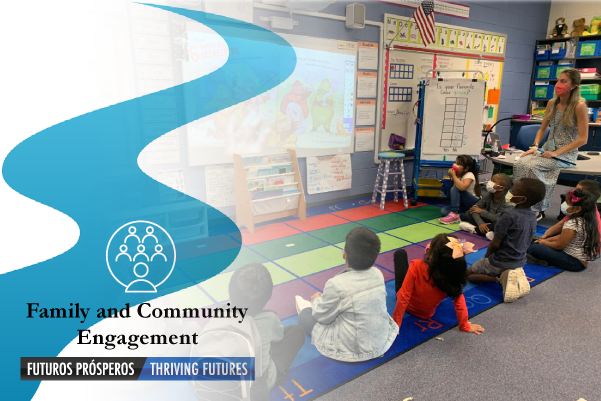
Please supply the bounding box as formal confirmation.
[345,3,365,29]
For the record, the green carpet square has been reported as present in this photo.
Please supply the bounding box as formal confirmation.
[276,246,344,277]
[425,218,460,231]
[385,222,455,243]
[249,233,328,260]
[398,205,443,221]
[309,223,372,244]
[358,214,417,232]
[335,232,410,253]
[223,247,267,273]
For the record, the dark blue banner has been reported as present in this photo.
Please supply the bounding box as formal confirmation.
[139,357,255,381]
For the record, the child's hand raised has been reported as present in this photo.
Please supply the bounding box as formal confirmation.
[468,322,485,335]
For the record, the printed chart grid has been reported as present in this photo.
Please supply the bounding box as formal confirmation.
[390,63,414,79]
[389,87,412,102]
[441,97,467,148]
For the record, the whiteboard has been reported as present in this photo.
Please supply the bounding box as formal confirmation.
[421,78,485,156]
[307,154,352,194]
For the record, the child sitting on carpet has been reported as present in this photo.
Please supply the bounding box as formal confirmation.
[440,155,481,224]
[392,233,485,335]
[527,188,601,272]
[466,178,546,303]
[535,179,601,241]
[459,173,512,240]
[229,263,305,398]
[296,227,398,362]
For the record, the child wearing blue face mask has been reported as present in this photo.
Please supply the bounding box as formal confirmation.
[527,188,601,272]
[466,178,547,302]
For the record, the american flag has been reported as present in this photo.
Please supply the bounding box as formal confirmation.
[412,0,436,47]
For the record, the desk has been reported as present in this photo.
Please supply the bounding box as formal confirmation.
[485,152,601,176]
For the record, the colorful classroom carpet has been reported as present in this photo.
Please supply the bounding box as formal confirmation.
[170,196,562,401]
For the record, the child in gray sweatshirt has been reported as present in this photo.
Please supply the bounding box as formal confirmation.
[459,173,512,240]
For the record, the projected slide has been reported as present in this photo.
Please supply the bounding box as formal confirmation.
[183,27,356,166]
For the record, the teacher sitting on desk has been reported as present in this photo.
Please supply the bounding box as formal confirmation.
[514,68,588,220]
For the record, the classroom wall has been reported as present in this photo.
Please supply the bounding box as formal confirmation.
[547,1,601,37]
[161,1,552,217]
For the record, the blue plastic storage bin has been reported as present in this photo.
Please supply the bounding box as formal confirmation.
[554,63,574,78]
[535,49,550,60]
[578,40,601,57]
[532,84,554,100]
[536,65,555,80]
[549,48,567,59]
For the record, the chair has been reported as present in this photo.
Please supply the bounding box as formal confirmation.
[371,152,408,210]
[514,124,550,151]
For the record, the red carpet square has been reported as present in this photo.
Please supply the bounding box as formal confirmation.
[332,205,390,221]
[371,200,427,212]
[240,223,301,246]
[286,214,348,232]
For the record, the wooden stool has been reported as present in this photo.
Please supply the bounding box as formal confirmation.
[371,152,408,210]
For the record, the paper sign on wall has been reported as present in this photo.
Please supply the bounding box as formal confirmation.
[205,164,235,208]
[355,127,375,152]
[357,72,378,98]
[356,99,376,126]
[157,169,185,203]
[307,154,352,194]
[358,42,378,70]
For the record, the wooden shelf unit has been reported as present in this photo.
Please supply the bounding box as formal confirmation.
[233,149,306,234]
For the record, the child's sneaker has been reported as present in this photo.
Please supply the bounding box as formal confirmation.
[459,222,477,234]
[526,253,549,267]
[499,269,519,303]
[485,231,495,241]
[295,296,312,314]
[440,212,460,225]
[515,268,530,298]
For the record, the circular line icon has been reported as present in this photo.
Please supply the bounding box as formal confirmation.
[106,221,176,293]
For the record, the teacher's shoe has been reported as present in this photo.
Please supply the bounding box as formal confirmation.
[440,212,460,225]
[499,269,519,303]
[515,268,530,298]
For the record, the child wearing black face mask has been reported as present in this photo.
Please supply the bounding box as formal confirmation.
[466,178,547,303]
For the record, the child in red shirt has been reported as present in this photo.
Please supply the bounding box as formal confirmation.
[392,233,484,335]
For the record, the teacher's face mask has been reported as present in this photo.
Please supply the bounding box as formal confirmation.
[554,82,571,97]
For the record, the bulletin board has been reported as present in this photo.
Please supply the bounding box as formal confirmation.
[379,14,506,160]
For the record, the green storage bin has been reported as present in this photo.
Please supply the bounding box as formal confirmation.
[583,93,601,101]
[581,84,601,95]
[532,84,554,100]
[554,64,573,78]
[535,65,554,79]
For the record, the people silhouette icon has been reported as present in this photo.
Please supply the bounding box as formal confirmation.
[107,221,176,294]
[151,244,167,262]
[142,226,158,243]
[133,244,149,261]
[125,262,157,293]
[124,226,141,244]
[115,244,131,262]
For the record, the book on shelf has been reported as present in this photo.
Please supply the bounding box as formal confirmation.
[268,175,293,185]
[247,178,266,190]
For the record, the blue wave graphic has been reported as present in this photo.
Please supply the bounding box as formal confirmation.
[1,4,296,399]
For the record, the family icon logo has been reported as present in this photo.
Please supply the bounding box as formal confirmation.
[106,221,176,293]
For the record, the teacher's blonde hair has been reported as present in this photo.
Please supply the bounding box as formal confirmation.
[546,68,585,126]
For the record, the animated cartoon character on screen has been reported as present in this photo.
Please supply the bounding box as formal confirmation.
[311,78,335,134]
[281,80,312,118]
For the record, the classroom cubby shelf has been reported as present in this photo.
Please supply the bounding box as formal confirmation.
[233,149,306,234]
[529,34,601,111]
